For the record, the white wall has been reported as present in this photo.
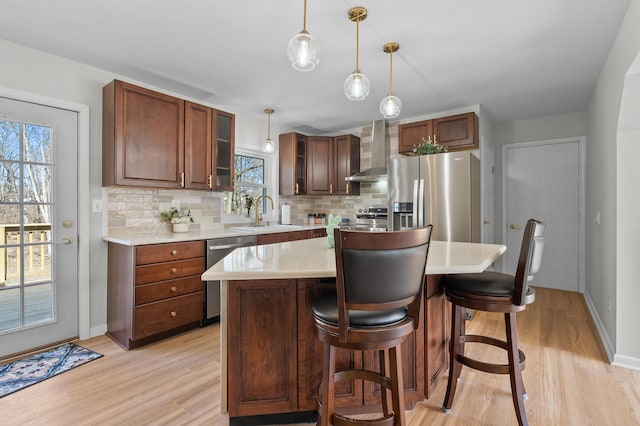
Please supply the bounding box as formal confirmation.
[587,0,640,365]
[0,38,269,336]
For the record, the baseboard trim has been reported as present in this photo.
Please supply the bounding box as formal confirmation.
[613,354,640,371]
[583,292,615,362]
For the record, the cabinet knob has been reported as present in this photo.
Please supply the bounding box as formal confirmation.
[171,249,178,255]
[171,286,177,292]
[170,311,177,317]
[171,268,178,273]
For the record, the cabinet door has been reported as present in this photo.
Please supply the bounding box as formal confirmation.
[279,132,307,195]
[334,135,360,196]
[105,80,185,188]
[212,109,235,191]
[433,112,479,151]
[398,120,432,154]
[297,279,363,411]
[227,279,298,416]
[307,136,333,195]
[184,101,213,190]
[425,275,448,398]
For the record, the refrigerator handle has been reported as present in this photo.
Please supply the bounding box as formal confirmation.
[412,179,419,229]
[418,178,425,228]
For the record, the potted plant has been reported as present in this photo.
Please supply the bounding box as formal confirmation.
[160,206,194,233]
[411,137,448,156]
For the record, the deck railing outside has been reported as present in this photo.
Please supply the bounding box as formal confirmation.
[0,224,51,286]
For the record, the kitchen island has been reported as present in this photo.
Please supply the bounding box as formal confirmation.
[202,237,506,420]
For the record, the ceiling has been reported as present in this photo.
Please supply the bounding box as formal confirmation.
[0,0,631,134]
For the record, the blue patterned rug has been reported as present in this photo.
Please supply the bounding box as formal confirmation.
[0,343,103,398]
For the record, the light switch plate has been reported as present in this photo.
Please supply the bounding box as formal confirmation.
[92,199,103,213]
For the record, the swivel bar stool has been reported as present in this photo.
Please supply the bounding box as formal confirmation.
[312,226,433,426]
[442,218,545,426]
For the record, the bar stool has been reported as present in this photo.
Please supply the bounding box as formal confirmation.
[312,226,433,426]
[442,218,545,426]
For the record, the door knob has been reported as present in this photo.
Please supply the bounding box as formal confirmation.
[509,224,521,229]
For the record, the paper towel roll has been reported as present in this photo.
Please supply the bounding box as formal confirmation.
[281,204,291,225]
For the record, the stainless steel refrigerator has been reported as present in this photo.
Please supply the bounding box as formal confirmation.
[388,151,480,242]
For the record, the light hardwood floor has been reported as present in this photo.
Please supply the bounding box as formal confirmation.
[1,287,639,425]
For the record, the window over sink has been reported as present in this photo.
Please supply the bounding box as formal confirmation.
[223,151,270,219]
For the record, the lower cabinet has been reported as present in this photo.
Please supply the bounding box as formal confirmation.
[106,240,205,349]
[226,276,447,418]
[227,279,299,416]
[256,228,326,245]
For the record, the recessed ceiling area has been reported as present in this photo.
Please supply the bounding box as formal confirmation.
[0,0,630,133]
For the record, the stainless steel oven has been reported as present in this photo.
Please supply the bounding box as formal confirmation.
[340,206,388,232]
[202,235,257,326]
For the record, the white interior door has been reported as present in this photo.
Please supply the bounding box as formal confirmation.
[0,97,78,357]
[503,138,583,292]
[481,137,494,244]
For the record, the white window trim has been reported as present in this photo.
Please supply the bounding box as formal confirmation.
[222,147,278,224]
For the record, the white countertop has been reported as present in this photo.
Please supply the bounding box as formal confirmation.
[102,224,325,246]
[201,237,507,280]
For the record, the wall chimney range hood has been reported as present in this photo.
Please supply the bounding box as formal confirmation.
[346,120,390,182]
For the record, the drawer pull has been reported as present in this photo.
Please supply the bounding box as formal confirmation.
[171,249,178,255]
[170,311,177,317]
[171,286,177,292]
[171,268,178,273]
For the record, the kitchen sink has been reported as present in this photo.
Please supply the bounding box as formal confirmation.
[230,224,304,232]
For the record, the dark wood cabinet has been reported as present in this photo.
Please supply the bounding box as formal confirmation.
[227,279,298,416]
[256,228,326,245]
[212,109,235,191]
[424,274,449,398]
[279,132,307,195]
[103,80,234,191]
[306,135,360,196]
[103,80,185,188]
[106,240,205,350]
[398,112,479,154]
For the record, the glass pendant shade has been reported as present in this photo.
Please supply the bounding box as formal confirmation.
[287,32,319,71]
[380,95,402,118]
[262,138,275,153]
[344,71,370,101]
[262,108,275,153]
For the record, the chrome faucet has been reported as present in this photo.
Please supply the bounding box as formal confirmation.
[254,195,274,226]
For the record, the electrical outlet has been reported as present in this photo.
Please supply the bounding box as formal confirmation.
[92,199,102,213]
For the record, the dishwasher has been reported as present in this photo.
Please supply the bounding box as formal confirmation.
[202,235,257,326]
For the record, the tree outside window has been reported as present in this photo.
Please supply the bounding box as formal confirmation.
[224,154,267,217]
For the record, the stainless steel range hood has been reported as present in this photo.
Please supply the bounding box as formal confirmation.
[346,120,390,182]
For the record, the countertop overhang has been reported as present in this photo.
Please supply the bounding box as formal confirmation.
[202,237,507,281]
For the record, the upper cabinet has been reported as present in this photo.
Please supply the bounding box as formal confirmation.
[103,80,234,191]
[398,112,479,154]
[103,80,185,188]
[306,135,360,196]
[279,132,307,196]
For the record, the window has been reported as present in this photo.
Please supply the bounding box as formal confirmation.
[224,153,268,218]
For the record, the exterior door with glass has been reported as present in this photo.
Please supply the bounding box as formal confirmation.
[0,97,78,358]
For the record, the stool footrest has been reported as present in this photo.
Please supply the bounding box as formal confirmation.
[333,412,396,426]
[457,334,526,375]
[335,368,391,388]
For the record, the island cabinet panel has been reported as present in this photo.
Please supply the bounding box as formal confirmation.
[297,279,364,411]
[106,241,204,350]
[227,279,298,416]
[424,274,449,398]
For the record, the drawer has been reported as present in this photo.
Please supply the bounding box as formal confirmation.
[134,292,203,340]
[136,241,204,265]
[135,258,205,285]
[135,276,204,305]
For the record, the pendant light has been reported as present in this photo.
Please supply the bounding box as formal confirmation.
[262,109,275,154]
[379,42,402,119]
[287,0,319,71]
[344,7,370,101]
